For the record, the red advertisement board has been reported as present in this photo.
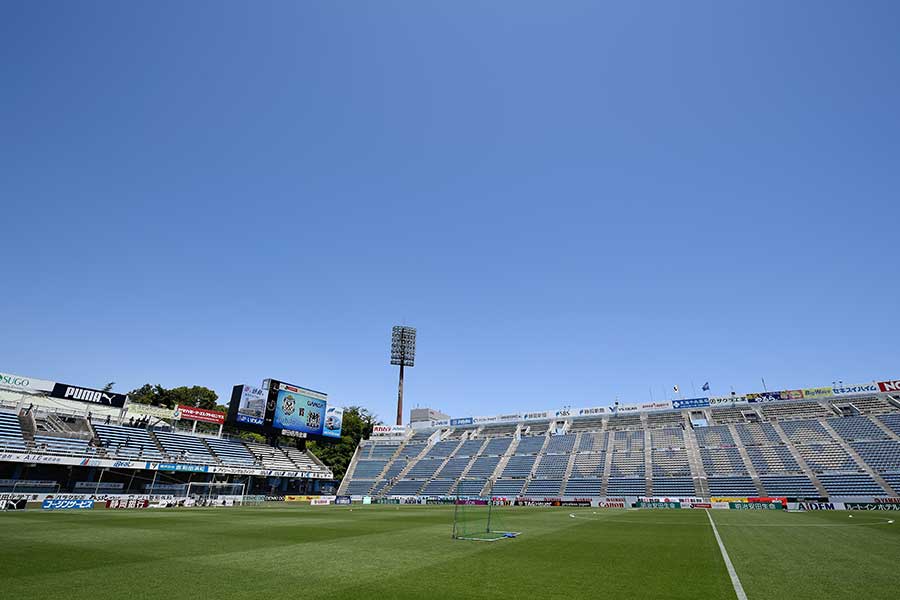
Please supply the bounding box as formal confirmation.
[176,405,226,424]
[877,380,900,393]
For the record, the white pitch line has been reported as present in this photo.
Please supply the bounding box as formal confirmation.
[706,509,748,600]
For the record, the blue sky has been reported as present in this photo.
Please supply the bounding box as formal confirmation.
[2,1,899,422]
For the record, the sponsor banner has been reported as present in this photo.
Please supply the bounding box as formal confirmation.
[335,496,351,505]
[802,387,833,399]
[832,383,879,396]
[235,384,267,426]
[846,503,900,511]
[640,401,673,412]
[42,499,94,510]
[310,498,332,506]
[265,496,285,502]
[50,383,127,407]
[711,497,748,503]
[449,418,473,426]
[711,502,730,509]
[782,390,804,400]
[157,463,209,473]
[875,498,900,504]
[431,419,450,427]
[577,407,606,416]
[690,503,712,509]
[788,502,845,511]
[127,404,176,420]
[729,502,783,510]
[322,406,344,439]
[362,496,372,505]
[672,397,710,410]
[0,371,55,393]
[595,499,626,508]
[372,425,407,437]
[614,404,640,414]
[523,411,549,420]
[105,499,150,509]
[877,380,900,393]
[1,499,27,510]
[174,405,226,424]
[747,496,787,506]
[285,495,335,502]
[638,501,681,509]
[746,392,783,404]
[709,396,747,405]
[554,409,573,418]
[640,496,703,504]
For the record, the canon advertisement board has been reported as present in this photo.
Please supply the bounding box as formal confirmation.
[227,379,342,442]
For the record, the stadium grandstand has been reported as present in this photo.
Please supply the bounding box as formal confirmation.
[339,378,900,501]
[0,383,332,497]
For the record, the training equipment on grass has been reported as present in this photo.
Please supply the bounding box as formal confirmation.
[452,479,521,542]
[186,481,247,506]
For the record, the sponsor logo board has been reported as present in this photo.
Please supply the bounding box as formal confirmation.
[174,405,226,424]
[877,380,900,393]
[672,397,710,409]
[42,499,95,510]
[0,371,55,393]
[50,383,127,407]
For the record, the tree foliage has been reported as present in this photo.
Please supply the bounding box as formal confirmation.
[307,406,380,480]
[127,384,224,411]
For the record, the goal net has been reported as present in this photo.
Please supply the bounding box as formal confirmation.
[452,480,520,541]
[186,482,246,506]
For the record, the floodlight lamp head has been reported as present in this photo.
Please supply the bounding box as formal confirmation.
[390,325,416,367]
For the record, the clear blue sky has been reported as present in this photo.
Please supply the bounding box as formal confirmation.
[2,1,899,422]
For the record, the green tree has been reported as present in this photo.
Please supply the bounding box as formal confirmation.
[126,384,222,410]
[307,406,380,480]
[127,384,167,405]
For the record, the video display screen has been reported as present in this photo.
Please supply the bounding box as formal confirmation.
[228,379,341,441]
[272,383,327,435]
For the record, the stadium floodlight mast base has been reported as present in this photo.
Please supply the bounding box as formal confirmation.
[390,326,416,426]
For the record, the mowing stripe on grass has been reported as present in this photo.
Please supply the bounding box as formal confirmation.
[705,509,747,600]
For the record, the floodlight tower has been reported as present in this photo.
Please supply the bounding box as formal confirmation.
[390,326,416,426]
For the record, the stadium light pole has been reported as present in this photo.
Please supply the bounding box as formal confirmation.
[391,326,416,426]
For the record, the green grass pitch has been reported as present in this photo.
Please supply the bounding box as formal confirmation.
[2,505,899,599]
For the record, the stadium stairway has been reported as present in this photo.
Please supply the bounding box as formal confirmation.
[728,423,767,496]
[381,441,432,496]
[769,420,829,497]
[482,434,521,496]
[681,423,710,497]
[446,438,488,495]
[819,419,892,494]
[644,428,653,495]
[599,434,614,496]
[559,432,580,493]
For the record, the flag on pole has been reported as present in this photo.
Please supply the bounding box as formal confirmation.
[702,382,710,392]
[673,385,679,393]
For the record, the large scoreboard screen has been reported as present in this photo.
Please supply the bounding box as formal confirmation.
[227,379,342,442]
[272,383,327,435]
